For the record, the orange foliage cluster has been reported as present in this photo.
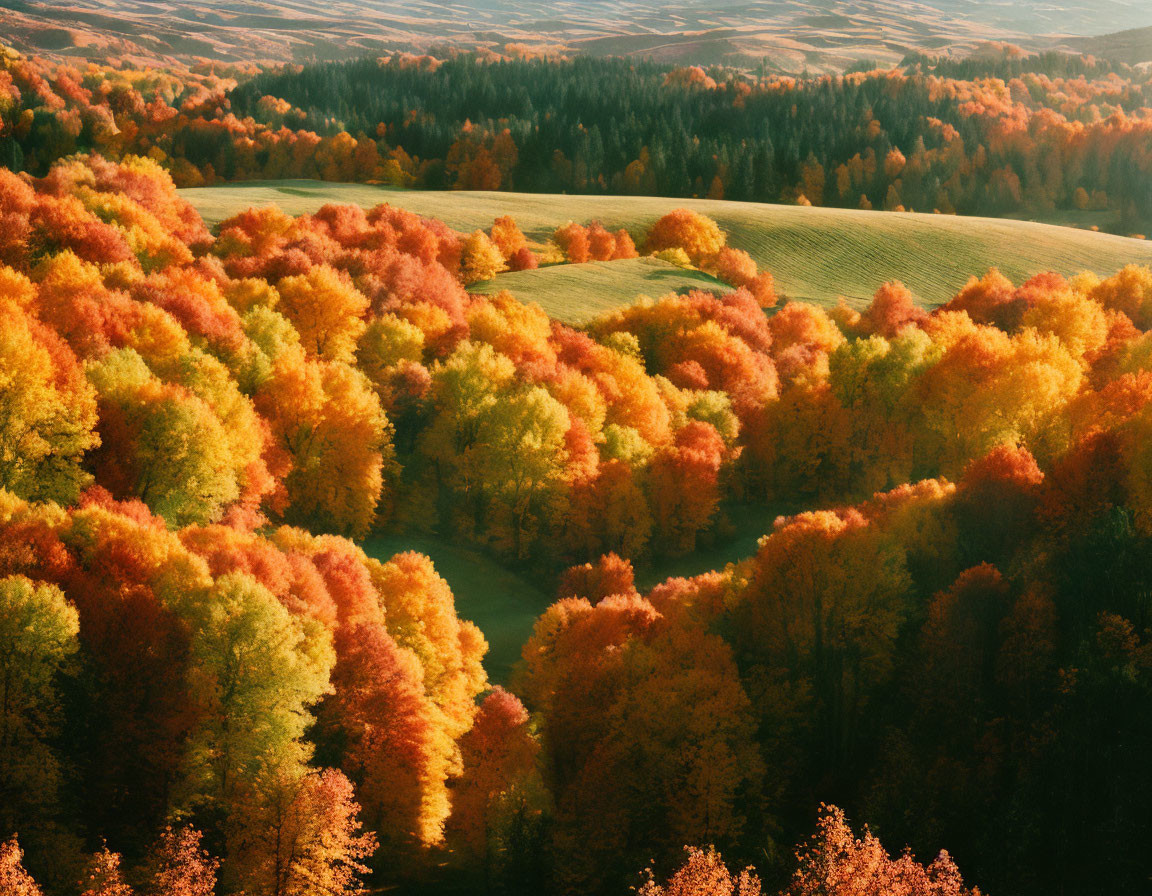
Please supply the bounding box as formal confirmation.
[0,156,802,890]
[745,262,1152,504]
[643,804,983,896]
[0,153,494,893]
[0,160,796,573]
[551,220,638,263]
[644,209,776,303]
[0,48,236,178]
[508,243,1152,893]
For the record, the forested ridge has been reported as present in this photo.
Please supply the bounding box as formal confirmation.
[3,34,1152,896]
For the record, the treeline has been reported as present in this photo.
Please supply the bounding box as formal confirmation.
[6,152,1152,894]
[899,47,1127,80]
[223,53,1152,226]
[3,46,1152,230]
[0,47,237,175]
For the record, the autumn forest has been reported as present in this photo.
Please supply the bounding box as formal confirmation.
[2,15,1152,896]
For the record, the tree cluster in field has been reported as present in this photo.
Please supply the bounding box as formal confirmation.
[5,151,1152,895]
[4,45,1151,231]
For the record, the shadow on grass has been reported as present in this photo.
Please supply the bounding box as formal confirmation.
[361,503,786,685]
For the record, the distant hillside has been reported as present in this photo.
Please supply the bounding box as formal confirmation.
[1073,25,1152,64]
[2,0,1148,71]
[181,181,1152,321]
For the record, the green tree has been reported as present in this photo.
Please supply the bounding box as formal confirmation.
[473,386,570,560]
[0,295,99,504]
[175,572,334,819]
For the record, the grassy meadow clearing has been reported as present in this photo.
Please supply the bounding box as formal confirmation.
[470,257,732,325]
[364,502,788,684]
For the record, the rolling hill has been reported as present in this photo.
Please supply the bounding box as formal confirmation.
[182,181,1152,320]
[2,0,1149,71]
[1072,25,1152,64]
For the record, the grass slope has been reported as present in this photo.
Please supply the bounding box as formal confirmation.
[632,503,788,592]
[183,181,1152,316]
[471,257,732,325]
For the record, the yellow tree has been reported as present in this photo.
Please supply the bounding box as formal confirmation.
[85,349,243,527]
[828,328,935,491]
[275,266,368,364]
[233,768,376,896]
[419,341,517,530]
[645,210,726,266]
[472,386,571,560]
[366,550,488,741]
[174,572,334,838]
[257,348,392,538]
[1086,264,1152,329]
[460,230,506,285]
[915,317,1081,472]
[0,287,99,504]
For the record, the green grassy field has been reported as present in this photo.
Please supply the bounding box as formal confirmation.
[471,257,731,325]
[182,180,1152,315]
[362,503,787,684]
